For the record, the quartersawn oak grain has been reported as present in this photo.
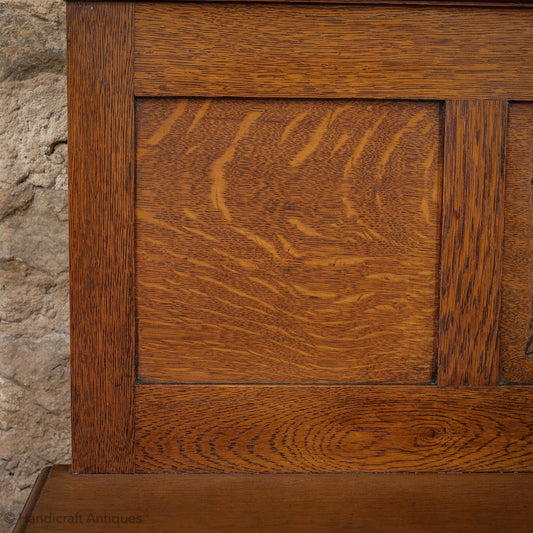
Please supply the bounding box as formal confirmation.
[135,4,533,100]
[73,0,533,4]
[500,103,533,383]
[438,100,507,386]
[135,385,533,473]
[67,1,135,472]
[136,98,442,384]
[66,0,533,481]
[20,465,533,533]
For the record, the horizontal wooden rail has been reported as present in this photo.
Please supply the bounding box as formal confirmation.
[135,4,533,99]
[136,385,533,472]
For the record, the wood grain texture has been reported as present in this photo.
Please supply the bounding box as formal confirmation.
[67,1,135,472]
[14,467,51,533]
[438,101,507,386]
[135,385,533,472]
[135,4,533,100]
[72,0,533,4]
[501,103,533,383]
[20,465,533,533]
[136,98,442,384]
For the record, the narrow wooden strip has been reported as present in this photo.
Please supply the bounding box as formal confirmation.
[438,100,507,386]
[67,1,135,472]
[135,4,533,99]
[72,0,533,5]
[135,385,533,472]
[13,467,51,533]
[500,103,533,383]
[21,465,533,533]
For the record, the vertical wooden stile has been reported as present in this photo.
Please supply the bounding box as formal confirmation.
[438,100,507,386]
[68,1,136,472]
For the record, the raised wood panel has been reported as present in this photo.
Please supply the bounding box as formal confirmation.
[135,385,533,472]
[501,103,533,383]
[136,98,442,384]
[67,1,135,473]
[438,100,507,386]
[135,4,533,100]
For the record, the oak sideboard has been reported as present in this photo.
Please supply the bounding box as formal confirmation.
[15,1,533,530]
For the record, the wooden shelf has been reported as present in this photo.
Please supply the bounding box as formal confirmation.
[15,465,533,532]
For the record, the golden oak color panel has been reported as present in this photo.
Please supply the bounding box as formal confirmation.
[136,98,442,383]
[501,103,533,383]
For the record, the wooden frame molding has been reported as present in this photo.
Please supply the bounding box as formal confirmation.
[67,1,136,473]
[438,101,507,386]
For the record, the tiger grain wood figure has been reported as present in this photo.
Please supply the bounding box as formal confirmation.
[66,0,533,475]
[17,0,533,530]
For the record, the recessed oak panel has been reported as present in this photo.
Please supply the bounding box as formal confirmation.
[136,98,442,383]
[501,103,533,383]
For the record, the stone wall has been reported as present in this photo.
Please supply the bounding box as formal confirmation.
[0,1,69,530]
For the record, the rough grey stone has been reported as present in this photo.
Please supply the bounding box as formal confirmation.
[0,72,67,196]
[0,1,66,82]
[0,1,69,529]
[0,189,69,276]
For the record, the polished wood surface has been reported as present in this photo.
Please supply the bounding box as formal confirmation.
[438,101,507,386]
[19,465,533,532]
[136,98,441,384]
[75,0,533,4]
[67,1,135,473]
[13,467,51,533]
[501,103,533,383]
[67,0,533,478]
[135,385,533,472]
[135,4,533,100]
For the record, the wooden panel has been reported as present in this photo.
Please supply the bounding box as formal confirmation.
[135,4,533,100]
[67,2,135,472]
[501,103,533,383]
[136,98,442,384]
[135,385,533,472]
[438,101,507,386]
[20,465,533,533]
